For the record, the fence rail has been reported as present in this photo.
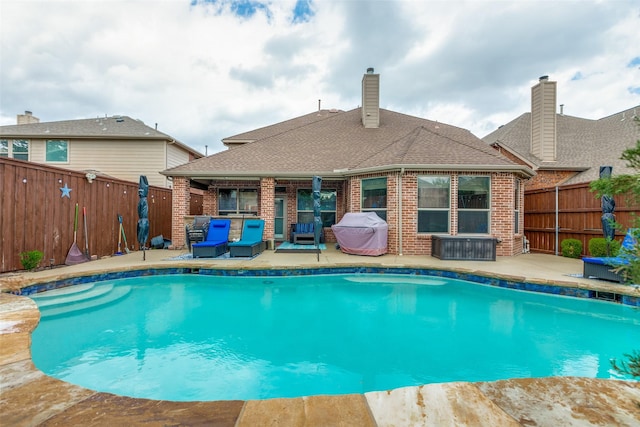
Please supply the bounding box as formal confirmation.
[1,158,172,273]
[524,183,639,256]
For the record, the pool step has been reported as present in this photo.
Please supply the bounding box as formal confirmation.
[32,283,114,308]
[33,284,131,318]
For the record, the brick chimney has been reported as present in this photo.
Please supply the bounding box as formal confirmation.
[530,76,556,161]
[361,68,380,128]
[17,111,40,125]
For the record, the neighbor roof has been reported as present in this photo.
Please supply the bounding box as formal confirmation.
[164,108,533,180]
[0,115,202,157]
[483,106,640,185]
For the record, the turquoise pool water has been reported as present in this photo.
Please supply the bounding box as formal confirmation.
[31,273,640,401]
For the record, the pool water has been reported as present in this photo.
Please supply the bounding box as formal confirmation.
[31,274,640,401]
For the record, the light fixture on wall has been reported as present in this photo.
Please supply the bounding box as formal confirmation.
[22,178,27,183]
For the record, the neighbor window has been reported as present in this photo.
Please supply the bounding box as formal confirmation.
[0,139,29,160]
[457,176,490,233]
[362,177,387,220]
[218,188,258,215]
[297,189,337,226]
[46,140,69,162]
[514,180,520,234]
[418,176,450,233]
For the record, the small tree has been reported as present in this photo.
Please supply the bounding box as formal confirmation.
[590,118,640,384]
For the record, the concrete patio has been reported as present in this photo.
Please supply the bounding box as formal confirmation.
[1,248,639,426]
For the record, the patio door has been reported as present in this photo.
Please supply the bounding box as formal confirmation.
[274,197,286,240]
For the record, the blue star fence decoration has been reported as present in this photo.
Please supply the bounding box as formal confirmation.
[60,183,72,198]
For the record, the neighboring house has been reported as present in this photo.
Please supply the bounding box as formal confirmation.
[483,76,640,189]
[163,69,534,256]
[0,112,202,187]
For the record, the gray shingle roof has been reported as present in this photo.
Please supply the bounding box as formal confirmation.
[0,115,202,157]
[164,108,530,178]
[483,106,640,184]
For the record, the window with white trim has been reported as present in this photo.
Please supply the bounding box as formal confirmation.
[417,176,450,233]
[362,177,387,220]
[297,189,337,226]
[0,139,29,160]
[218,188,258,215]
[457,176,490,234]
[46,140,69,162]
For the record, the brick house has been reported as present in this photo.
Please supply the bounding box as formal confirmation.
[163,69,534,256]
[483,76,640,190]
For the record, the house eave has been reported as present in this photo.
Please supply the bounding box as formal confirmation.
[164,164,535,179]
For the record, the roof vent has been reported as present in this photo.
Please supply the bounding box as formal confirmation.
[366,67,374,74]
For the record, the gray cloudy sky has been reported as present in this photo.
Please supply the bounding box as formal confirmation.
[1,0,639,155]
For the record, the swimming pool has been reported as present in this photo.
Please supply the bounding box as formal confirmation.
[30,272,640,401]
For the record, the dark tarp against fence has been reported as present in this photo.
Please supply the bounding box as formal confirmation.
[524,182,639,256]
[0,157,172,273]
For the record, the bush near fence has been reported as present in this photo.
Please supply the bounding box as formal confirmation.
[0,158,173,273]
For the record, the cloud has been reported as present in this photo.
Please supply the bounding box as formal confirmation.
[1,0,639,155]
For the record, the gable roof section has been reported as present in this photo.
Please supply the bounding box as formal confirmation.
[0,116,203,158]
[164,108,531,179]
[222,109,343,146]
[483,106,640,184]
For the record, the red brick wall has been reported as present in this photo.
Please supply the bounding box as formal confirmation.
[171,176,190,249]
[260,177,275,240]
[526,170,578,190]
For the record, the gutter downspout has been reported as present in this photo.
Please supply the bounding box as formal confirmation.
[555,186,559,256]
[398,168,404,255]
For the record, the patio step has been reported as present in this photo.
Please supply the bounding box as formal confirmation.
[32,284,131,318]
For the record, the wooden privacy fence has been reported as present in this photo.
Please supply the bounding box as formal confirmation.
[524,182,639,256]
[0,158,172,273]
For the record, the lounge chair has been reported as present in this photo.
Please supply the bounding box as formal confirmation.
[582,229,637,283]
[192,219,231,258]
[290,222,317,245]
[185,216,211,250]
[229,219,266,257]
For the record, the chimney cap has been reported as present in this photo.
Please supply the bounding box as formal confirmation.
[366,67,374,74]
[539,75,549,81]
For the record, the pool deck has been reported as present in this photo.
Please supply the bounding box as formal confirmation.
[1,248,639,426]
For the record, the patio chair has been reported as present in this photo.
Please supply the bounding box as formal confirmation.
[185,216,211,250]
[290,222,315,245]
[582,229,637,283]
[229,219,266,257]
[192,219,231,258]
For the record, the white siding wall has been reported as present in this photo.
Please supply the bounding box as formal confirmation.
[167,143,190,169]
[29,138,170,187]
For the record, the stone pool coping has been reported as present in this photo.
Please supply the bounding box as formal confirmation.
[2,250,640,425]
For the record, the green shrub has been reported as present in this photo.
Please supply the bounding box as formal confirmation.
[588,238,621,257]
[20,250,43,271]
[561,239,583,258]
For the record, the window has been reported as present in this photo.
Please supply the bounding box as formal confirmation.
[0,139,29,160]
[297,189,337,226]
[362,177,387,220]
[458,176,490,233]
[514,180,520,234]
[46,140,69,162]
[218,188,258,215]
[418,176,450,233]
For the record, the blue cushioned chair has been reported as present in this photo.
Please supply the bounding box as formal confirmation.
[229,219,265,257]
[192,219,231,258]
[290,222,316,245]
[582,229,637,283]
